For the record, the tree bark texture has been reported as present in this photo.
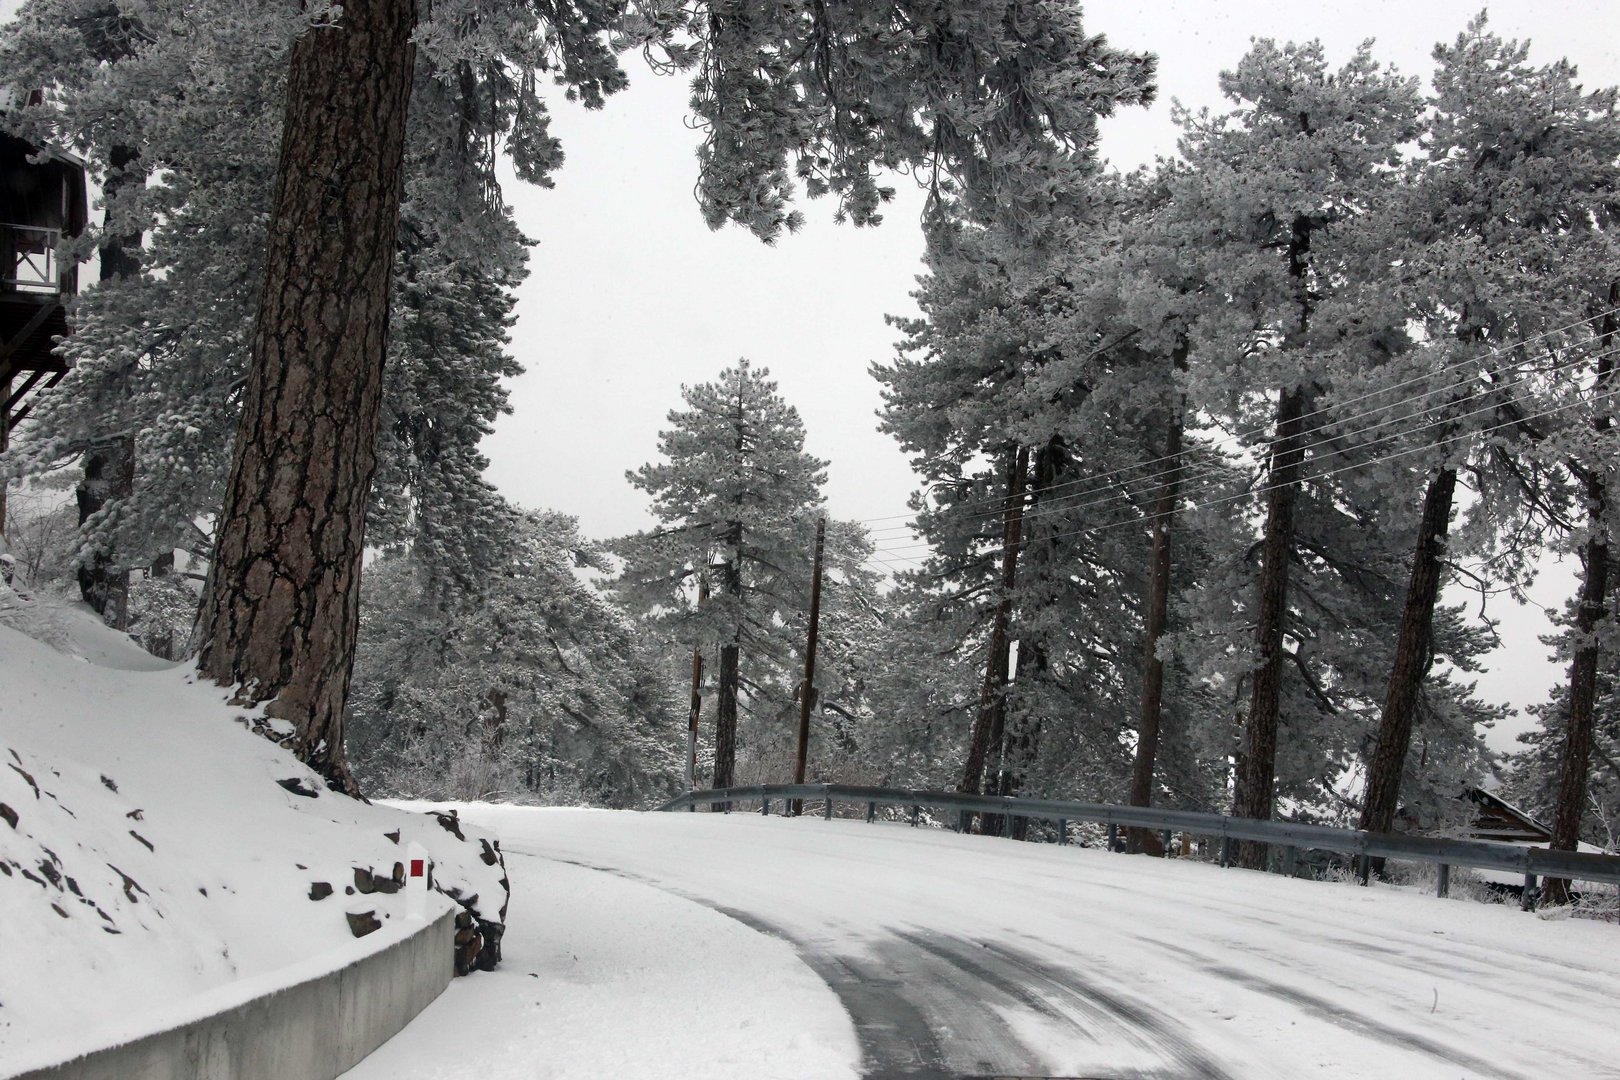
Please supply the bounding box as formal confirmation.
[713,642,740,790]
[686,577,708,798]
[1129,377,1185,851]
[1358,466,1457,843]
[1544,291,1617,905]
[960,445,1028,833]
[791,517,826,816]
[712,523,744,791]
[1233,212,1315,870]
[76,441,134,628]
[197,0,416,792]
[0,373,9,540]
[1232,384,1311,868]
[76,143,143,627]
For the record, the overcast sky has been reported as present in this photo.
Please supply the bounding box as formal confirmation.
[483,2,1618,747]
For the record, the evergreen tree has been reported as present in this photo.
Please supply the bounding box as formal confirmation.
[5,0,1155,785]
[1159,40,1423,862]
[1353,18,1620,849]
[349,510,682,805]
[876,199,1225,815]
[613,359,826,789]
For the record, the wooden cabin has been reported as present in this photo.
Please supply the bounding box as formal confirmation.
[1,121,87,438]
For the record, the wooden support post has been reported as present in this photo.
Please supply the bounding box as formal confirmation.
[1160,829,1172,857]
[1058,819,1068,845]
[761,797,770,816]
[866,801,876,823]
[824,796,833,821]
[1221,836,1233,868]
[1107,823,1119,852]
[1283,845,1298,878]
[1521,872,1538,911]
[1357,853,1371,885]
[1437,863,1450,899]
[910,804,920,828]
[791,518,826,818]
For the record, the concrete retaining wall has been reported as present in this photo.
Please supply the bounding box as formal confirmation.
[14,908,456,1080]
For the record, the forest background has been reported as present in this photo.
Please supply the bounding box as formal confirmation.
[2,0,1618,873]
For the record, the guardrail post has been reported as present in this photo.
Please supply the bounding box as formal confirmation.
[761,797,770,816]
[867,800,876,823]
[1107,823,1118,852]
[824,796,834,821]
[910,804,920,828]
[1220,835,1233,868]
[1160,829,1172,857]
[1521,871,1537,911]
[1057,818,1068,845]
[1282,845,1298,877]
[1437,863,1450,899]
[1356,853,1370,885]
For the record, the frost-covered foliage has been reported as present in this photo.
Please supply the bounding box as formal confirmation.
[611,360,830,785]
[0,0,540,587]
[1504,578,1620,853]
[870,29,1620,823]
[349,510,682,807]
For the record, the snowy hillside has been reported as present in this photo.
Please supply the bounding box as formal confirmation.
[0,585,504,1074]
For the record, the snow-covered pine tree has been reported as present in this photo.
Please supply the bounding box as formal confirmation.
[876,197,1226,815]
[0,0,531,622]
[350,510,682,805]
[613,360,827,790]
[1350,18,1620,852]
[1162,40,1425,863]
[4,0,1157,785]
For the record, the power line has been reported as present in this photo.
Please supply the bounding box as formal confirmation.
[859,329,1617,553]
[866,381,1620,569]
[896,337,1619,544]
[854,306,1620,534]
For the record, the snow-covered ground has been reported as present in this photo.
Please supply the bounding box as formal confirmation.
[6,589,1617,1079]
[354,805,1620,1080]
[0,588,500,1076]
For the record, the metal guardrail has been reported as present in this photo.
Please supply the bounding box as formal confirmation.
[658,784,1620,906]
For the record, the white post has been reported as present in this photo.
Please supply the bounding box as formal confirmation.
[405,840,431,921]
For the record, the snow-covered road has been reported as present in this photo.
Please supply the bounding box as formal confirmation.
[350,807,1620,1079]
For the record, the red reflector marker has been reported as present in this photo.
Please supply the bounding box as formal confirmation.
[410,858,425,877]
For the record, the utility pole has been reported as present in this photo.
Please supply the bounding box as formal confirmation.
[792,518,826,816]
[686,576,709,809]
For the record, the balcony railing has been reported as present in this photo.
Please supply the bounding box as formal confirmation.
[1,222,68,295]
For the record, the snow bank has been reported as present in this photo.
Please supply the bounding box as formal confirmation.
[0,586,501,1072]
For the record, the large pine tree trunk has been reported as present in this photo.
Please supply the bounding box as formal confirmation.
[197,0,417,793]
[1129,347,1187,852]
[1544,293,1617,905]
[1232,213,1314,871]
[959,445,1027,832]
[713,642,740,790]
[1232,385,1311,868]
[76,144,143,630]
[1358,466,1456,849]
[712,525,744,792]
